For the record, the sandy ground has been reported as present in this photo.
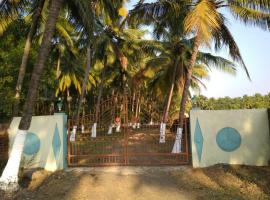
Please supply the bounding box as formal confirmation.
[1,164,270,200]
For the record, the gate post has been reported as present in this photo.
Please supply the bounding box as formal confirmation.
[67,119,71,166]
[184,118,189,164]
[123,94,129,165]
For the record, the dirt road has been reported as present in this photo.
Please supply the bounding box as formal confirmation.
[1,165,270,200]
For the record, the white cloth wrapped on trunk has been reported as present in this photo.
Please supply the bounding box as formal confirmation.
[108,124,113,135]
[159,122,166,143]
[0,130,27,191]
[91,123,97,138]
[70,126,77,142]
[116,123,121,132]
[81,125,85,133]
[172,128,183,153]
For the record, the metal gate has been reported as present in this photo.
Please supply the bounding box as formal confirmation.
[67,95,190,166]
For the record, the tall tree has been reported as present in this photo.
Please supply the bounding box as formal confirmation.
[178,0,270,128]
[0,0,63,191]
[13,0,46,116]
[75,45,92,125]
[130,0,270,128]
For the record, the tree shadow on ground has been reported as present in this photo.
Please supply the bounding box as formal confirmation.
[170,164,270,200]
[1,165,270,200]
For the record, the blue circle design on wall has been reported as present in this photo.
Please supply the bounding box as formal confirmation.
[216,127,241,152]
[23,132,41,155]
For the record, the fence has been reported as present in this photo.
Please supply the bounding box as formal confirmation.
[67,95,190,166]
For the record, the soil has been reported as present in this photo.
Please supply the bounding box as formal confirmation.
[0,123,9,135]
[1,164,270,200]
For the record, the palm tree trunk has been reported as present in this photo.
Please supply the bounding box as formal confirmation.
[161,57,179,123]
[56,53,61,79]
[165,83,175,118]
[132,91,135,113]
[92,57,106,138]
[113,43,128,71]
[95,56,107,123]
[13,0,45,116]
[160,57,179,143]
[75,45,92,125]
[137,100,141,128]
[149,104,153,125]
[172,38,200,153]
[67,88,71,114]
[162,82,175,122]
[135,93,140,119]
[0,0,63,191]
[179,37,200,128]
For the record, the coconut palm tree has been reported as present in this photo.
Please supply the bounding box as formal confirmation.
[1,0,84,115]
[0,0,131,189]
[74,3,158,135]
[0,0,26,35]
[74,0,127,126]
[178,0,270,129]
[164,42,236,122]
[141,38,236,142]
[13,0,46,115]
[1,0,46,115]
[75,44,92,125]
[130,0,270,143]
[55,46,89,114]
[131,0,257,152]
[0,0,63,191]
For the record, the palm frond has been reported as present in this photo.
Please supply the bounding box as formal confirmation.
[213,22,250,79]
[184,0,221,42]
[229,1,270,30]
[197,52,236,75]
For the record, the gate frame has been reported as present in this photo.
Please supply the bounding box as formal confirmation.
[67,95,190,167]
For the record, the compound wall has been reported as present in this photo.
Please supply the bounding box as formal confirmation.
[8,113,67,171]
[190,109,270,167]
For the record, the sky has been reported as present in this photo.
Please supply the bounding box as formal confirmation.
[126,0,270,98]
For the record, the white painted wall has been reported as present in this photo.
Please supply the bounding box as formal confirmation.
[190,109,270,168]
[8,114,67,171]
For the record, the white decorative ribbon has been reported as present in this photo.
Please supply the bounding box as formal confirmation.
[116,123,121,132]
[70,126,77,142]
[159,122,166,143]
[172,128,183,153]
[91,123,97,138]
[81,125,85,133]
[108,124,113,135]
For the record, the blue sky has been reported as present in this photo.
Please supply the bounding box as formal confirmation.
[126,0,270,98]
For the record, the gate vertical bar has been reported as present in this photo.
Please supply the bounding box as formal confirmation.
[184,118,189,163]
[67,119,71,165]
[124,94,129,165]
